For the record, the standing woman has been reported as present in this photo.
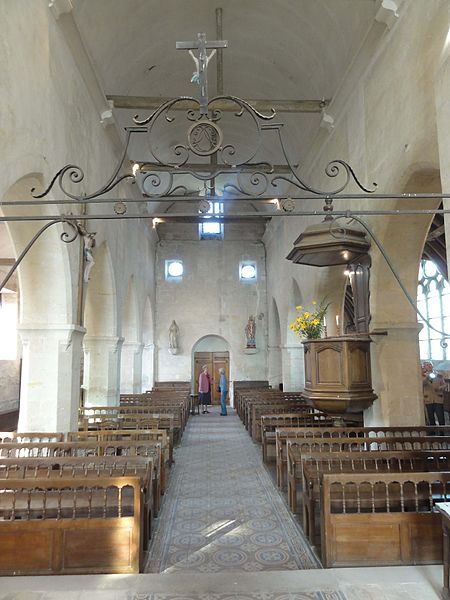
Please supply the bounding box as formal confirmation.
[198,365,211,414]
[219,367,228,416]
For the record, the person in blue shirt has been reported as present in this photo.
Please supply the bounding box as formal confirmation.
[218,367,228,416]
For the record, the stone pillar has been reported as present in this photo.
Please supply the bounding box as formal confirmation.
[281,344,305,392]
[141,342,155,392]
[435,48,450,273]
[120,341,144,393]
[268,346,282,389]
[83,335,123,406]
[365,323,424,427]
[18,324,85,432]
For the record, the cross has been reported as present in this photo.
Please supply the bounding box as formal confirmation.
[176,33,228,115]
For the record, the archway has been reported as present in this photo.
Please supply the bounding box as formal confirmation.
[192,335,230,405]
[141,296,155,392]
[1,174,81,432]
[120,276,142,393]
[268,298,282,389]
[83,241,121,406]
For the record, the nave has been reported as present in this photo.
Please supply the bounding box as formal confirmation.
[146,410,319,573]
[0,407,444,600]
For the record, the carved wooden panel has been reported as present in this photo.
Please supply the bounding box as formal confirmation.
[349,347,370,385]
[316,347,343,385]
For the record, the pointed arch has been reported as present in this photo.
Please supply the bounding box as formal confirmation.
[141,296,155,392]
[122,276,139,343]
[268,297,282,389]
[84,241,117,337]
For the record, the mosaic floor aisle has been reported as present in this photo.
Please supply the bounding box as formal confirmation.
[146,409,319,573]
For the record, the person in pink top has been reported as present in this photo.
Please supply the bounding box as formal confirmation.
[198,364,212,414]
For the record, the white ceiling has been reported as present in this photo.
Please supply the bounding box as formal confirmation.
[71,0,379,223]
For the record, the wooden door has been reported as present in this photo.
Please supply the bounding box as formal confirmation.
[194,351,230,405]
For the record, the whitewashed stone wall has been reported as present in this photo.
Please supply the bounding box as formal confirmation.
[264,0,450,425]
[155,237,268,390]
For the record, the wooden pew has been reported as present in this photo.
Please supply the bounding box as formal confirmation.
[299,450,450,545]
[79,406,181,443]
[243,393,306,431]
[66,429,169,490]
[0,476,143,574]
[320,471,450,567]
[0,440,162,511]
[0,455,155,549]
[286,436,450,513]
[262,415,336,462]
[0,432,64,443]
[250,404,316,442]
[276,426,450,489]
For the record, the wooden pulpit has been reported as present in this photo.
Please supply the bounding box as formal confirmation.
[302,336,377,413]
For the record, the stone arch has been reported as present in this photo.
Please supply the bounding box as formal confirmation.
[1,173,81,431]
[192,334,230,353]
[268,298,282,389]
[286,278,303,344]
[83,241,121,406]
[84,241,117,337]
[367,167,441,426]
[120,276,142,393]
[141,296,155,392]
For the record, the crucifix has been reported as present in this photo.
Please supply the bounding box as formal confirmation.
[176,33,228,115]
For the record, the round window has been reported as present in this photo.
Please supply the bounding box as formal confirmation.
[168,261,183,277]
[241,264,256,280]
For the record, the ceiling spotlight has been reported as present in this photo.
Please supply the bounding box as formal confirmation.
[344,269,351,276]
[132,163,140,176]
[152,218,163,228]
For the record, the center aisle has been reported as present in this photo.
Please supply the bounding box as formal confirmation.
[146,409,320,573]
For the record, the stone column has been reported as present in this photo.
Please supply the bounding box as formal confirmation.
[18,324,85,432]
[435,47,450,273]
[120,341,144,393]
[268,345,282,389]
[83,335,124,406]
[365,323,424,427]
[281,344,305,392]
[141,342,155,392]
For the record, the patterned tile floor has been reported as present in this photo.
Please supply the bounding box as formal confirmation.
[146,410,319,573]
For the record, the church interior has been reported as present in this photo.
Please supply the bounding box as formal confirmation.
[2,0,450,598]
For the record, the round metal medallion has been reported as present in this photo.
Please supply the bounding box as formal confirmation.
[187,120,223,156]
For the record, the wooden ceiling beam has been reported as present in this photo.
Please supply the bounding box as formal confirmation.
[107,95,329,114]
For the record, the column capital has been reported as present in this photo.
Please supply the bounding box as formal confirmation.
[83,335,124,353]
[370,322,422,334]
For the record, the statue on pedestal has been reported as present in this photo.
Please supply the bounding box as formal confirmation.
[169,320,180,354]
[245,315,256,348]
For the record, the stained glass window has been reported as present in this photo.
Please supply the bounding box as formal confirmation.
[417,259,450,360]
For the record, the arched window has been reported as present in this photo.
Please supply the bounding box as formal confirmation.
[417,259,450,360]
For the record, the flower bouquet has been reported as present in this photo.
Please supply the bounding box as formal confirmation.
[290,300,330,340]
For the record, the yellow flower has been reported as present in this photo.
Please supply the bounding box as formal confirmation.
[312,300,317,305]
[296,305,302,310]
[304,312,310,319]
[312,319,320,325]
[297,316,302,322]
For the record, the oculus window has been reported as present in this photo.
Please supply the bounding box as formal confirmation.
[165,259,184,281]
[199,202,224,240]
[240,261,257,282]
[417,259,450,360]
